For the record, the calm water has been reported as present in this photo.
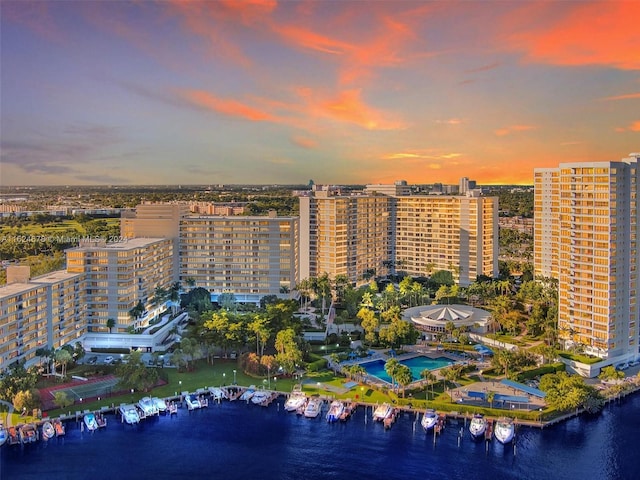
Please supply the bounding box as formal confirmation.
[362,356,454,383]
[2,394,639,480]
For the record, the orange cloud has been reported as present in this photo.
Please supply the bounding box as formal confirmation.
[507,1,640,70]
[177,89,277,122]
[291,136,318,149]
[601,92,640,101]
[319,89,405,130]
[494,125,536,136]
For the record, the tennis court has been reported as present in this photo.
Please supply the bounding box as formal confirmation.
[50,377,121,402]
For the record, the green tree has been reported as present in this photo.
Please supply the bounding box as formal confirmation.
[55,348,73,379]
[53,390,74,409]
[420,370,437,400]
[598,365,624,383]
[106,318,116,333]
[358,307,379,346]
[13,389,41,413]
[395,364,413,397]
[384,358,401,389]
[248,314,271,357]
[275,328,303,373]
[116,350,160,392]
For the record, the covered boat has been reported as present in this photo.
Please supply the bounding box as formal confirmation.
[326,401,345,423]
[84,413,99,431]
[372,403,393,422]
[494,417,515,444]
[469,414,487,439]
[41,421,55,440]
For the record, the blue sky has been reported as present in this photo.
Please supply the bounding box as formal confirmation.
[1,0,639,186]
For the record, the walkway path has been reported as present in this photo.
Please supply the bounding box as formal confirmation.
[0,399,14,427]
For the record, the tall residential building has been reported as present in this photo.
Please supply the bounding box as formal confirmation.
[122,203,299,303]
[534,154,639,364]
[179,212,298,303]
[395,195,498,286]
[299,186,393,284]
[299,184,498,286]
[65,238,174,333]
[0,267,85,371]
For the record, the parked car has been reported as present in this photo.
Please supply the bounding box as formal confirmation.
[86,356,98,365]
[104,356,114,364]
[616,362,629,371]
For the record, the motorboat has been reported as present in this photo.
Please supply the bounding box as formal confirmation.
[469,414,487,439]
[119,404,140,425]
[208,387,228,401]
[372,403,393,422]
[7,425,20,445]
[239,385,256,402]
[84,413,99,431]
[138,397,159,416]
[184,393,201,410]
[421,409,438,431]
[53,419,65,436]
[41,420,55,440]
[19,423,38,444]
[284,388,307,412]
[494,417,515,444]
[0,422,7,446]
[152,397,167,414]
[326,400,345,423]
[304,397,323,418]
[251,390,270,405]
[96,413,107,428]
[168,401,178,415]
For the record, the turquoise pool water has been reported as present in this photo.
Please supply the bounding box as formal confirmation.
[361,356,453,384]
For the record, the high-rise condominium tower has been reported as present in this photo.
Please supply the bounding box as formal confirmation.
[299,184,498,286]
[534,154,639,364]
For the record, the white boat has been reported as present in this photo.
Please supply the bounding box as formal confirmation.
[494,417,515,444]
[184,392,201,410]
[0,422,7,446]
[304,397,323,418]
[19,423,38,444]
[284,388,307,412]
[326,400,345,423]
[119,404,140,425]
[41,420,55,440]
[469,414,487,439]
[152,397,167,414]
[421,409,438,431]
[208,387,228,401]
[138,397,159,416]
[84,413,99,432]
[372,403,393,422]
[251,390,270,405]
[240,386,256,402]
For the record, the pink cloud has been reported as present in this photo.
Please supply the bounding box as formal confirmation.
[177,89,277,122]
[494,125,537,136]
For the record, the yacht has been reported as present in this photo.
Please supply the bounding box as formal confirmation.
[119,404,140,425]
[184,392,201,410]
[138,397,159,416]
[208,387,228,401]
[469,414,487,439]
[326,400,345,423]
[304,397,323,418]
[284,387,307,412]
[84,413,99,431]
[421,409,438,431]
[0,421,7,446]
[151,397,167,414]
[372,403,393,422]
[494,417,515,444]
[239,386,256,402]
[251,390,270,405]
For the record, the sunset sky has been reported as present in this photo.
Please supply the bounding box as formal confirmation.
[1,0,639,186]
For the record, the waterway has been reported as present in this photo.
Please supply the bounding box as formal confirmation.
[2,393,639,480]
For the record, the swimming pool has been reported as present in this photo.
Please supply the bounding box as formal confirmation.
[360,356,454,384]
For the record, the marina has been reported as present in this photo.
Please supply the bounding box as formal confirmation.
[2,388,639,480]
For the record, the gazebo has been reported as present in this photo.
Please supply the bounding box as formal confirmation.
[403,304,491,337]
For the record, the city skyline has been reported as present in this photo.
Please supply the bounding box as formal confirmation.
[1,0,639,187]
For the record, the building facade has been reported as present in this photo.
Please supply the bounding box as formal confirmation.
[299,184,499,286]
[534,154,639,364]
[65,238,174,333]
[0,267,85,371]
[179,212,298,303]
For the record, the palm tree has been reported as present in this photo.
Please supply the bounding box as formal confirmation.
[420,369,437,400]
[486,390,496,408]
[106,318,115,333]
[395,365,413,397]
[385,358,401,390]
[54,348,72,380]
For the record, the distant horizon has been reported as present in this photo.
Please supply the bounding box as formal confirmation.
[2,1,638,186]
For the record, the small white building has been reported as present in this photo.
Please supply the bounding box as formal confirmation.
[403,304,491,338]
